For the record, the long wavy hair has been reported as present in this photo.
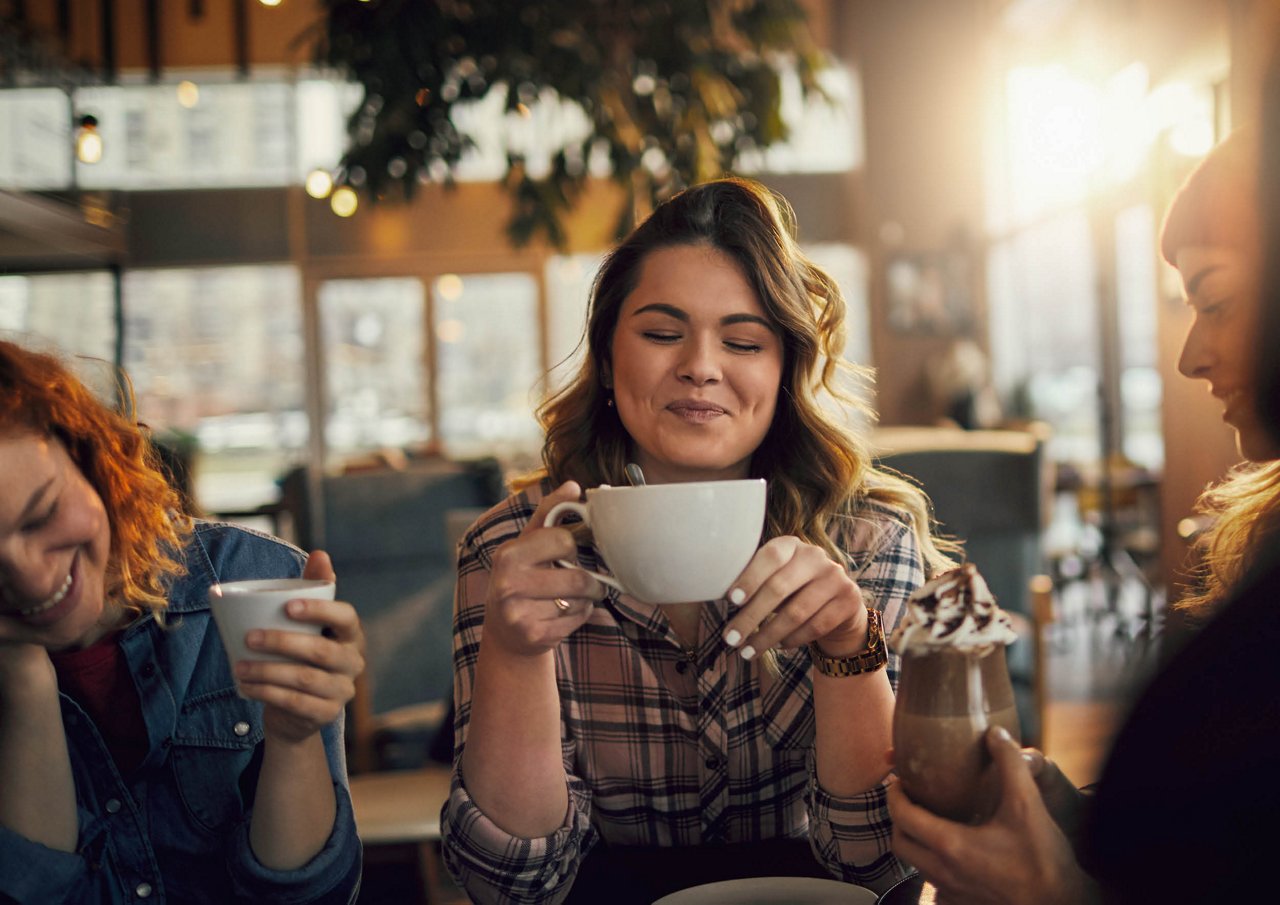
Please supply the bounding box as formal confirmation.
[520,177,955,574]
[1181,462,1280,615]
[0,340,190,617]
[1163,127,1280,615]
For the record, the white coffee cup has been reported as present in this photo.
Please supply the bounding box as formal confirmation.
[545,479,766,604]
[208,578,335,691]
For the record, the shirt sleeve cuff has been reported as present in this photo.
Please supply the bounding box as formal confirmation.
[226,779,362,904]
[440,767,597,903]
[0,814,100,904]
[808,776,907,894]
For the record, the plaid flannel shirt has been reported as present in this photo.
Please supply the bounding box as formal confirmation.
[440,483,921,904]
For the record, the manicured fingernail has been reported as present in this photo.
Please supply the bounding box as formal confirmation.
[723,629,742,648]
[1021,752,1034,763]
[994,726,1012,742]
[740,645,756,661]
[728,588,746,605]
[288,599,305,615]
[246,630,264,647]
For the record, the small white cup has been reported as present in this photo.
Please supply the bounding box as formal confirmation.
[545,479,766,604]
[208,578,335,691]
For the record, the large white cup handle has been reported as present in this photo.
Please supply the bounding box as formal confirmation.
[544,500,627,595]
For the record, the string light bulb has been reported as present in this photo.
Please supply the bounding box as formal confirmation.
[305,168,334,199]
[75,114,103,164]
[330,186,359,217]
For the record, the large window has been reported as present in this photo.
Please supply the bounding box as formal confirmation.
[0,88,73,189]
[319,278,430,457]
[988,213,1100,464]
[1114,204,1162,470]
[0,61,860,193]
[432,272,542,459]
[122,265,306,514]
[0,271,117,363]
[543,253,602,396]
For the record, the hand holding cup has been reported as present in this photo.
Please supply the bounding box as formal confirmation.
[482,482,607,658]
[209,550,365,744]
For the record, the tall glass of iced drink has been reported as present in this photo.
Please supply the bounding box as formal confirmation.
[891,563,1020,824]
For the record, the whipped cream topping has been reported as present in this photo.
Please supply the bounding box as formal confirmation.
[890,563,1017,655]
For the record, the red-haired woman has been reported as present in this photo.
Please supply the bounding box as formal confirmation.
[0,340,365,904]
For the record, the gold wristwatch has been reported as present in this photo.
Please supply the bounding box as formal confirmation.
[808,608,888,677]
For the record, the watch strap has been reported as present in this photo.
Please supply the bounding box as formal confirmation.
[808,608,888,677]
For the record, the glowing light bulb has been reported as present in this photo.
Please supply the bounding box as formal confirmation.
[436,274,464,300]
[75,115,103,164]
[305,169,334,199]
[330,186,359,217]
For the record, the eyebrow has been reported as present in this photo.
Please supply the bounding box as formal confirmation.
[1185,264,1224,297]
[15,478,55,526]
[631,302,775,330]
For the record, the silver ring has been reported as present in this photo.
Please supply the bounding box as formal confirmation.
[553,597,572,613]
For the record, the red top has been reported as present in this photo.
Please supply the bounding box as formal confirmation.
[51,633,148,777]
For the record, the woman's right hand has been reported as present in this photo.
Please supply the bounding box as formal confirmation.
[481,481,606,658]
[887,727,1098,905]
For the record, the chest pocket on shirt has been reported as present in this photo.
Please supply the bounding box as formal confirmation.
[170,686,264,833]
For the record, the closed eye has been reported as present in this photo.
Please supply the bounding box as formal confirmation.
[725,341,763,353]
[642,331,682,344]
[23,501,58,534]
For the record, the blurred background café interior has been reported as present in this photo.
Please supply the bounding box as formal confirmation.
[1,1,1274,896]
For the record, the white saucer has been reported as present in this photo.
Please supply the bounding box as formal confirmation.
[651,876,877,905]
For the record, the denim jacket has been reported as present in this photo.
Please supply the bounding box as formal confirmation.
[0,521,362,904]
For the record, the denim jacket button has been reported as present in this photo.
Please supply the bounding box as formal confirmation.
[135,882,153,898]
[105,798,122,814]
[233,721,251,737]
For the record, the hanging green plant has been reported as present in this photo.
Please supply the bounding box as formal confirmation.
[309,0,828,247]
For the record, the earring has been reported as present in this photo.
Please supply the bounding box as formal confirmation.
[606,397,615,408]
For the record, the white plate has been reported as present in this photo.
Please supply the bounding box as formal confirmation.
[651,876,877,905]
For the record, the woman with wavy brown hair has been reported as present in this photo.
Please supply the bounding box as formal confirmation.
[441,177,954,903]
[0,340,365,904]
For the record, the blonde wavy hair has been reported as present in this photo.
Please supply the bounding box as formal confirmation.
[518,176,956,575]
[0,340,191,617]
[1180,462,1280,616]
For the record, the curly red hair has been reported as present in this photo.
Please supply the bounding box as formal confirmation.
[0,340,190,615]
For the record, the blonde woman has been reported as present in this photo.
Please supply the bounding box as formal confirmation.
[887,126,1280,905]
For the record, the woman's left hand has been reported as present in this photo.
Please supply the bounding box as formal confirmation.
[720,536,867,659]
[235,550,367,744]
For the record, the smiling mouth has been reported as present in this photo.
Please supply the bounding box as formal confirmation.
[19,572,72,617]
[667,401,728,415]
